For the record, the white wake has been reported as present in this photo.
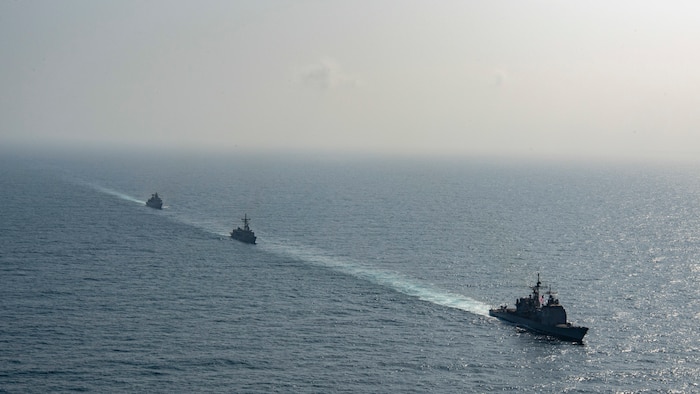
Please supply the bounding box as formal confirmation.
[86,182,491,317]
[261,241,491,317]
[90,184,146,205]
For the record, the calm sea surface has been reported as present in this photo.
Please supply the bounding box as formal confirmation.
[1,153,698,392]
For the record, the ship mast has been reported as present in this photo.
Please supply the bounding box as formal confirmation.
[241,214,251,231]
[533,272,542,307]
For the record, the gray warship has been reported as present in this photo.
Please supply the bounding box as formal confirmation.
[489,274,588,343]
[146,193,163,209]
[230,214,256,244]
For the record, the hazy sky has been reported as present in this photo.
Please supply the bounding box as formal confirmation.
[2,1,700,160]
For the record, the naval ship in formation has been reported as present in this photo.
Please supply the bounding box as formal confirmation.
[489,274,589,343]
[230,214,257,244]
[146,193,163,209]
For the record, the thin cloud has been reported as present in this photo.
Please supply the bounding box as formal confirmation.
[298,58,359,90]
[492,68,507,87]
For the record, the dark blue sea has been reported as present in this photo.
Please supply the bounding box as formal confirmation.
[1,152,698,392]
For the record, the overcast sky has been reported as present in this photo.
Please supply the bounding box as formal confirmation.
[2,1,700,160]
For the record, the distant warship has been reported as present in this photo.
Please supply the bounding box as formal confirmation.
[146,193,163,209]
[230,214,256,244]
[489,274,588,343]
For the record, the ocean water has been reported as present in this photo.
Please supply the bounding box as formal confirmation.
[1,153,698,392]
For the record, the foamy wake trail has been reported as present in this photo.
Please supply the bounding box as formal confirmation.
[82,181,491,316]
[261,241,491,317]
[90,184,145,205]
[85,182,235,237]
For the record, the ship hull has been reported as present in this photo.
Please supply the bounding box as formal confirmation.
[146,201,162,209]
[489,309,588,343]
[230,231,256,244]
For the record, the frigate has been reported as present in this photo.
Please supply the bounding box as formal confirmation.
[230,214,256,244]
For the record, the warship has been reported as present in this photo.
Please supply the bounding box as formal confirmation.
[230,214,257,244]
[146,193,163,209]
[489,274,588,343]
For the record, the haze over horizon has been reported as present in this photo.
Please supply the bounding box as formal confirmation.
[3,1,700,162]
